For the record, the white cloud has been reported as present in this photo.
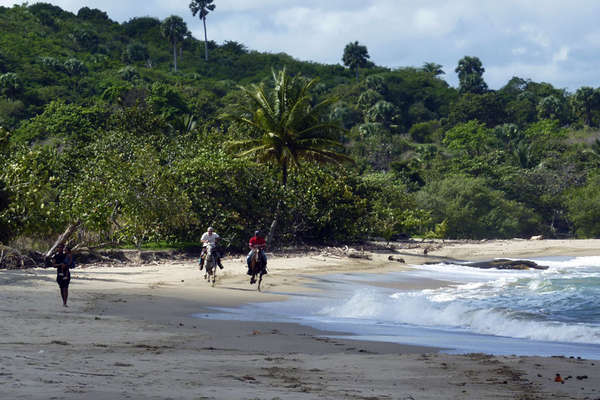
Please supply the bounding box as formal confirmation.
[3,0,600,89]
[552,46,569,63]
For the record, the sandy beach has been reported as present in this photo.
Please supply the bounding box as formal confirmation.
[1,239,599,399]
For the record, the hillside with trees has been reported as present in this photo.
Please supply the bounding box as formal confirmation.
[1,3,600,258]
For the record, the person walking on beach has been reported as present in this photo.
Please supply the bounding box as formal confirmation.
[52,244,75,307]
[199,227,224,270]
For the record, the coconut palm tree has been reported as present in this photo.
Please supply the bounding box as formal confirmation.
[161,15,188,72]
[189,0,216,61]
[421,62,445,76]
[222,68,353,244]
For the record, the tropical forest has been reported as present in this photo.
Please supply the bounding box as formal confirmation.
[1,3,600,257]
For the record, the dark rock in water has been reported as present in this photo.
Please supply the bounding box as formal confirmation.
[467,259,548,270]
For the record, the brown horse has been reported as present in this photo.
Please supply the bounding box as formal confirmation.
[249,248,267,291]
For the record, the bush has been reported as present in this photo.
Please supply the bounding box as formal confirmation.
[416,175,540,239]
[565,174,600,237]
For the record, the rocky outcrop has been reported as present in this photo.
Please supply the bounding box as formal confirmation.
[466,259,548,270]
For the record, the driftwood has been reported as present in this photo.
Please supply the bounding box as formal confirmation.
[388,255,405,263]
[467,259,548,270]
[347,251,371,260]
[45,220,81,258]
[0,245,44,269]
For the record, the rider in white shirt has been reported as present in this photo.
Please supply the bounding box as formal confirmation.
[199,227,224,269]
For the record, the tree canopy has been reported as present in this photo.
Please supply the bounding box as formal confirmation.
[2,2,600,255]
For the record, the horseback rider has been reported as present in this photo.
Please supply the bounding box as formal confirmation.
[199,226,224,270]
[247,230,267,275]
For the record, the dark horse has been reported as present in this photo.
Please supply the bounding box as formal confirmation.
[249,248,267,291]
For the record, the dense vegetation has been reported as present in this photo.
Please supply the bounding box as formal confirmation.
[1,3,600,254]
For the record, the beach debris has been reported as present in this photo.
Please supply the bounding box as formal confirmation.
[387,255,405,263]
[555,373,564,383]
[530,235,544,240]
[347,250,371,259]
[114,362,133,367]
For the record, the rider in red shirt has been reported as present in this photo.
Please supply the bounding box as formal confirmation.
[247,230,267,275]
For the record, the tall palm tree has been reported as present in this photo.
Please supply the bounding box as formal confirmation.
[222,68,353,244]
[160,15,188,72]
[342,41,370,81]
[189,0,216,61]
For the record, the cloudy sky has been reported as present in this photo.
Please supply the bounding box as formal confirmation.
[3,0,600,91]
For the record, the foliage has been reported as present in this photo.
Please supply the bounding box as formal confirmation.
[343,41,370,80]
[416,175,540,239]
[1,3,599,249]
[455,56,488,94]
[443,120,498,157]
[224,68,352,186]
[565,174,600,237]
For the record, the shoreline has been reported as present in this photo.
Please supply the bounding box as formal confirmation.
[1,239,599,399]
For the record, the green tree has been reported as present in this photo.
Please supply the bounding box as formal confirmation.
[422,62,444,76]
[455,56,488,94]
[0,72,21,100]
[223,68,353,243]
[571,86,600,126]
[443,120,497,157]
[161,15,189,72]
[537,95,567,122]
[565,174,600,237]
[416,175,540,239]
[189,0,216,61]
[343,41,370,81]
[63,58,87,77]
[124,41,149,63]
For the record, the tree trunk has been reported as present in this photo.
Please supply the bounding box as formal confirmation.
[355,65,359,81]
[173,40,177,72]
[203,17,209,61]
[45,221,81,258]
[266,165,288,246]
[266,200,281,246]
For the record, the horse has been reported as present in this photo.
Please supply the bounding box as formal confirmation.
[248,247,267,291]
[202,243,218,287]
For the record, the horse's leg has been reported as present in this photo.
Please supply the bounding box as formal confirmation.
[257,272,263,291]
[249,258,256,284]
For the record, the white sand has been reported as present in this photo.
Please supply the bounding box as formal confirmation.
[1,239,599,399]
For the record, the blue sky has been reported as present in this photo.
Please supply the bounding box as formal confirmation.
[3,0,600,91]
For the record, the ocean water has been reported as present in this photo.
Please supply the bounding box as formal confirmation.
[195,256,600,359]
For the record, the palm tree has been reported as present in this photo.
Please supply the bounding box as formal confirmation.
[189,0,216,61]
[342,41,370,81]
[161,15,188,72]
[421,62,445,76]
[572,86,600,126]
[222,68,353,244]
[455,56,488,94]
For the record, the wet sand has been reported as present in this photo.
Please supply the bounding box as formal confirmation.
[1,239,599,399]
